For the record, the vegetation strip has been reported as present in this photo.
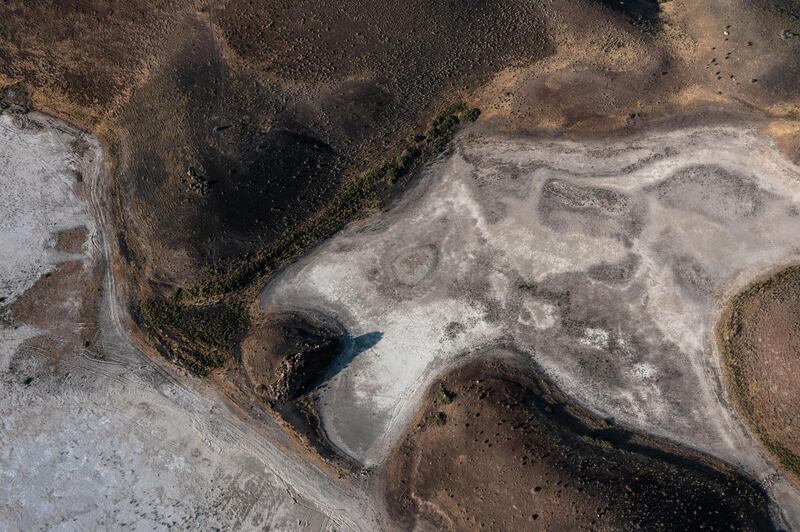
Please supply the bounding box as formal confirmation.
[138,102,479,373]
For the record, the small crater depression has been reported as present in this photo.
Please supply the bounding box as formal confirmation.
[391,244,439,286]
[652,165,771,223]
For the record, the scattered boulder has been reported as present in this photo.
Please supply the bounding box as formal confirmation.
[0,82,32,114]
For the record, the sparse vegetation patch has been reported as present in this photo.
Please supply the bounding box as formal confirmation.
[138,298,248,374]
[138,103,479,373]
[718,265,800,481]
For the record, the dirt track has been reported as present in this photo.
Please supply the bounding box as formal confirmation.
[0,113,379,530]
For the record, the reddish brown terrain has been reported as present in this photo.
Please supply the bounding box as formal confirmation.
[720,266,800,482]
[385,354,774,531]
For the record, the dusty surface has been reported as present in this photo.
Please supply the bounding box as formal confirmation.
[4,1,800,529]
[4,0,799,292]
[0,0,550,285]
[720,265,800,482]
[477,0,800,139]
[242,311,343,403]
[1,318,374,530]
[0,113,379,530]
[263,122,800,523]
[0,113,92,309]
[385,353,773,531]
[0,111,98,368]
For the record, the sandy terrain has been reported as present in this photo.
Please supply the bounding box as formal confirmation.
[263,121,800,523]
[0,113,379,531]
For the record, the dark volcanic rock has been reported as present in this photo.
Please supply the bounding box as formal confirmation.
[242,311,342,402]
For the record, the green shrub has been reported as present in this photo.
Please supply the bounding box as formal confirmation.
[435,386,455,405]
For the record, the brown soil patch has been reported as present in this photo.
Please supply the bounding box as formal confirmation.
[54,226,89,254]
[720,265,800,481]
[763,118,800,164]
[384,355,773,531]
[237,310,350,466]
[9,255,103,361]
[10,261,86,329]
[476,0,800,136]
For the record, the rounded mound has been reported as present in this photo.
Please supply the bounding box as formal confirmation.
[391,244,438,286]
[720,265,800,479]
[241,311,342,403]
[384,356,773,531]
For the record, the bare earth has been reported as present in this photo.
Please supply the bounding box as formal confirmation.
[263,122,800,526]
[0,113,379,531]
[385,353,772,531]
[720,264,800,482]
[3,0,800,529]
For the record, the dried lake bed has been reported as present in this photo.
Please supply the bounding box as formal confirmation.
[0,112,378,531]
[5,109,800,528]
[264,123,800,527]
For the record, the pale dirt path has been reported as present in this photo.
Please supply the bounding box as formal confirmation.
[0,112,379,531]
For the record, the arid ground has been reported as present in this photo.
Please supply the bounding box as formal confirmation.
[4,0,800,530]
[720,265,800,486]
[384,354,773,530]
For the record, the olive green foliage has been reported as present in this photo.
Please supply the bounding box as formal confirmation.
[435,386,455,405]
[421,411,448,429]
[139,298,248,374]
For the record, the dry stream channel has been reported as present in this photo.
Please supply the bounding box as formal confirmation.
[4,109,800,528]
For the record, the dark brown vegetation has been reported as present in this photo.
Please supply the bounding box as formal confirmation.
[0,0,545,380]
[54,226,89,254]
[719,265,800,481]
[1,0,550,285]
[3,0,800,491]
[385,355,774,531]
[136,102,479,377]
